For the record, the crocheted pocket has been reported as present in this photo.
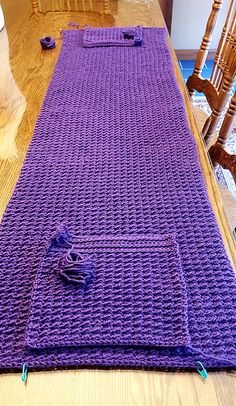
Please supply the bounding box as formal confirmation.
[83,26,143,48]
[26,225,190,349]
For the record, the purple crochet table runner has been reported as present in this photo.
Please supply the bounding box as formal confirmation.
[0,27,236,372]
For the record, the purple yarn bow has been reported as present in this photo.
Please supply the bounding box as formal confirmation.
[123,29,143,46]
[40,36,56,50]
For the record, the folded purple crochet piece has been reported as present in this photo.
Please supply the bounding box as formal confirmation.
[0,27,236,373]
[26,230,189,349]
[83,26,143,47]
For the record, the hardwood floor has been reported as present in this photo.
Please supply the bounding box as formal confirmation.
[0,1,236,405]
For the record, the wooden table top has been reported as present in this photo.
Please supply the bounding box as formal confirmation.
[0,1,235,405]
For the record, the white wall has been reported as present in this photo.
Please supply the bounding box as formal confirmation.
[171,0,231,50]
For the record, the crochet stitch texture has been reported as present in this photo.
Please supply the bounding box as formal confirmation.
[0,27,235,371]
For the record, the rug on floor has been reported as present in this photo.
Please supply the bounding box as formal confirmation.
[192,96,236,199]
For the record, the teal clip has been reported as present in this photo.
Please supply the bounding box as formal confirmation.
[196,361,208,379]
[21,363,28,383]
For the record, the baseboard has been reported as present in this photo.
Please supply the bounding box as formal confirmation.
[175,49,217,60]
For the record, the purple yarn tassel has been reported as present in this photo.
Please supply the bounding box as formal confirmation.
[58,249,95,287]
[51,224,71,248]
[51,224,95,287]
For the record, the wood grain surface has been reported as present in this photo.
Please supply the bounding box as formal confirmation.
[0,1,235,405]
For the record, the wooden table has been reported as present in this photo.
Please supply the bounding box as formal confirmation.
[0,1,235,405]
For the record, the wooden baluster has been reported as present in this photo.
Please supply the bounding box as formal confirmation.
[81,0,85,12]
[89,0,93,12]
[31,0,40,13]
[203,53,236,143]
[188,0,223,98]
[217,35,236,92]
[217,90,236,147]
[214,12,236,90]
[211,0,235,86]
[209,91,236,182]
[103,0,110,14]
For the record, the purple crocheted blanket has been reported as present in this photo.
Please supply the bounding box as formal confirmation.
[0,27,236,372]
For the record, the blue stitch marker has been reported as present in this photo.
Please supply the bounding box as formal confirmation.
[21,363,28,383]
[196,361,208,380]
